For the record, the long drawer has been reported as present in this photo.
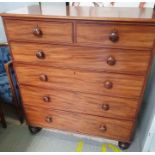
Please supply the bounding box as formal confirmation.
[20,85,138,120]
[10,42,151,75]
[15,64,144,99]
[4,19,73,43]
[24,106,134,142]
[77,22,155,48]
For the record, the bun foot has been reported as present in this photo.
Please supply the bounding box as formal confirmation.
[19,117,24,124]
[118,141,130,150]
[28,125,42,135]
[1,122,7,128]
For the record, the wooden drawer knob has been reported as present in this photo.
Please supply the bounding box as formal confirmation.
[45,116,52,123]
[36,50,45,59]
[39,74,48,82]
[102,104,110,111]
[99,125,107,132]
[109,30,119,42]
[43,96,50,102]
[107,56,116,66]
[32,26,42,37]
[104,81,113,89]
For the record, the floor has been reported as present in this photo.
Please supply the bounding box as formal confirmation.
[0,116,141,152]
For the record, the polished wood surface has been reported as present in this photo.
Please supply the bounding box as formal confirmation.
[4,19,73,43]
[1,5,155,22]
[4,18,155,49]
[20,85,138,120]
[10,42,151,75]
[15,64,144,99]
[24,106,134,142]
[77,22,155,48]
[2,5,155,144]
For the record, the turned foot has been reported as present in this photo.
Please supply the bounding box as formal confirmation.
[0,116,7,128]
[19,116,24,124]
[118,141,130,150]
[28,125,42,135]
[1,121,7,128]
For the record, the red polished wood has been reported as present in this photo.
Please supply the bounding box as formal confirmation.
[1,5,155,145]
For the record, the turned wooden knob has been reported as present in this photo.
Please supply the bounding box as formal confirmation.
[107,56,116,66]
[36,50,45,59]
[45,116,52,123]
[43,96,50,102]
[104,81,113,89]
[109,30,119,42]
[102,104,110,111]
[39,74,48,82]
[99,125,107,132]
[32,26,42,37]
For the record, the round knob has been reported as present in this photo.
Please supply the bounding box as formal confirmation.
[99,125,107,132]
[36,50,45,59]
[32,26,42,37]
[104,81,113,89]
[107,56,116,66]
[109,30,119,42]
[39,74,48,82]
[102,104,110,111]
[45,116,52,123]
[43,96,50,102]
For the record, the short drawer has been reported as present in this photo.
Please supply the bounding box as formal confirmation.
[11,42,151,75]
[4,19,72,43]
[20,85,138,120]
[24,106,134,142]
[15,64,144,99]
[77,22,155,48]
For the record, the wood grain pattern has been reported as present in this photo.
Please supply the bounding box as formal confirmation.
[2,7,155,143]
[10,42,151,75]
[24,105,134,142]
[20,85,139,120]
[77,22,155,48]
[15,64,145,99]
[4,19,73,43]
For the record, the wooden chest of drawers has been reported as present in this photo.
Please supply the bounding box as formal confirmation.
[1,5,155,149]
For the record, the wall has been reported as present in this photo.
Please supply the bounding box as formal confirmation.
[70,2,154,7]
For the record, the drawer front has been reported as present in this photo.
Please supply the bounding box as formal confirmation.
[11,42,151,75]
[20,85,138,120]
[24,106,134,142]
[77,22,155,48]
[4,19,72,43]
[15,64,144,99]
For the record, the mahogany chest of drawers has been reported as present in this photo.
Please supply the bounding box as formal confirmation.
[1,5,155,149]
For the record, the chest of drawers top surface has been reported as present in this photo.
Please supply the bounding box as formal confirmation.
[1,5,155,22]
[1,5,155,145]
